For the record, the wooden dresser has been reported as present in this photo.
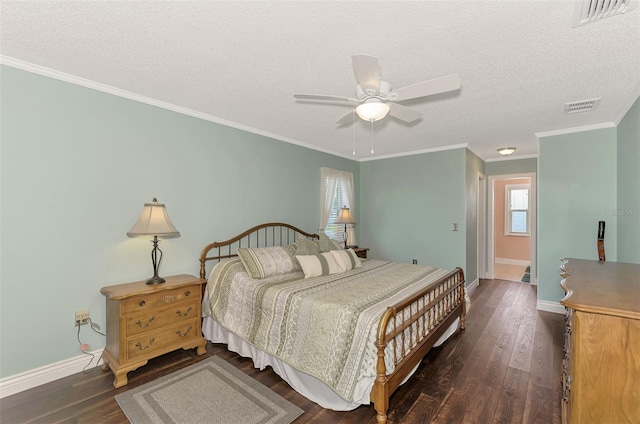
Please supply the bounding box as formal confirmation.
[100,274,207,388]
[560,258,640,424]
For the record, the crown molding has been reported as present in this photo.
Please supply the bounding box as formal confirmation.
[359,143,471,162]
[485,153,539,163]
[534,122,616,139]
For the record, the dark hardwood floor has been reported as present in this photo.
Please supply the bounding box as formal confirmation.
[0,278,565,423]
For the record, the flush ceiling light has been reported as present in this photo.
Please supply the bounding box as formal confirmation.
[355,100,390,122]
[497,147,516,156]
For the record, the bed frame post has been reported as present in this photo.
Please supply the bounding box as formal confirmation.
[459,269,466,330]
[372,342,390,423]
[372,307,394,424]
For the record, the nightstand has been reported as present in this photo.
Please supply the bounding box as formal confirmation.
[100,274,207,388]
[351,247,369,259]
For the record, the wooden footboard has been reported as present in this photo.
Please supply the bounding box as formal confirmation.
[370,267,466,424]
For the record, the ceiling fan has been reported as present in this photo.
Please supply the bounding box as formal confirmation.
[293,55,461,125]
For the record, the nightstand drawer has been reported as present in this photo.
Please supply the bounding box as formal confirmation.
[122,285,198,315]
[126,300,199,337]
[127,318,200,361]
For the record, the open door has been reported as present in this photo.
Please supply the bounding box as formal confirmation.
[487,173,537,285]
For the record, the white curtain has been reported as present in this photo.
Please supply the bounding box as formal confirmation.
[319,167,357,246]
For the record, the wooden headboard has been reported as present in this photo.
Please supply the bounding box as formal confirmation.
[199,222,319,279]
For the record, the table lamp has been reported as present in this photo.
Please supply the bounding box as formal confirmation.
[127,198,180,284]
[335,206,356,249]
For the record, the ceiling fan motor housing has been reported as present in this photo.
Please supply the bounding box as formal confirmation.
[356,80,392,100]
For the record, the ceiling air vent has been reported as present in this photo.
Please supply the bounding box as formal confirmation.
[565,98,601,114]
[573,0,637,27]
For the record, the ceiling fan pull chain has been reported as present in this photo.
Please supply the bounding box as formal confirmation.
[370,119,375,154]
[353,111,356,156]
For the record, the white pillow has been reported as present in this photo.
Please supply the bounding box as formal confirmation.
[330,249,362,272]
[296,252,342,278]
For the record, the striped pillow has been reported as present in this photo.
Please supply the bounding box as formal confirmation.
[330,249,362,272]
[237,245,299,279]
[296,252,342,278]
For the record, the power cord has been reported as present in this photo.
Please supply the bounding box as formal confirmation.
[76,318,106,373]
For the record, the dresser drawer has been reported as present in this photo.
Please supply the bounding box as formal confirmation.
[126,318,200,361]
[122,285,198,315]
[126,299,199,337]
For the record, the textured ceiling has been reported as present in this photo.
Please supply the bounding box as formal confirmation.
[1,1,639,161]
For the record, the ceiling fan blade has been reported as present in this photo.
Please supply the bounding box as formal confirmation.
[335,111,355,125]
[387,102,423,123]
[293,93,354,102]
[352,55,381,93]
[389,74,461,102]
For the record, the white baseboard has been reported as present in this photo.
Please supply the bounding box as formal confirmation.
[537,300,565,314]
[495,258,531,266]
[0,349,104,399]
[466,278,479,296]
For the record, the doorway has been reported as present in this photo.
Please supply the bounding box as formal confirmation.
[487,173,537,285]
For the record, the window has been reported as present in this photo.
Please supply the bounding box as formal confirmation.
[505,184,530,235]
[320,168,355,244]
[325,182,346,242]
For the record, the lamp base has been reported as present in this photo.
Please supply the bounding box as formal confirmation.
[146,275,166,285]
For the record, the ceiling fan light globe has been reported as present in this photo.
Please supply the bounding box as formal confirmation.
[356,102,390,121]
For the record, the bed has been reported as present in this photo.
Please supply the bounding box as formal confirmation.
[199,223,466,424]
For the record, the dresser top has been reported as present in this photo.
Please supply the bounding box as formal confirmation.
[100,274,205,299]
[560,258,640,319]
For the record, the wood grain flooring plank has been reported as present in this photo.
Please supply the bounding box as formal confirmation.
[490,366,529,424]
[529,318,556,390]
[485,280,512,309]
[429,388,467,424]
[401,392,442,424]
[522,382,558,424]
[508,302,536,372]
[451,376,502,424]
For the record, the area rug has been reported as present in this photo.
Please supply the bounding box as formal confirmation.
[521,266,531,283]
[115,356,303,424]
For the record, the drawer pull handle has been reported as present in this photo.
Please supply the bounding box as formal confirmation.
[185,290,191,297]
[135,316,155,328]
[139,300,146,307]
[176,326,193,337]
[176,307,192,317]
[135,338,155,350]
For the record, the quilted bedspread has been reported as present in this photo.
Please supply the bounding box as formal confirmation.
[202,258,450,401]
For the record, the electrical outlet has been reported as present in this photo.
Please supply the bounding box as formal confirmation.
[75,309,90,326]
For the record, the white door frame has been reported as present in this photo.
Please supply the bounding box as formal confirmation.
[487,172,537,284]
[477,172,487,280]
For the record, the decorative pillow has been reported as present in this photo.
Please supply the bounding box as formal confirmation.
[330,248,362,272]
[296,252,342,278]
[318,232,341,252]
[237,245,299,279]
[296,236,321,255]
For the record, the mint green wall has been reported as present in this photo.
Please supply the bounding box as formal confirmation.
[359,149,466,274]
[538,128,617,303]
[617,96,640,264]
[0,65,358,378]
[465,149,485,283]
[485,158,537,176]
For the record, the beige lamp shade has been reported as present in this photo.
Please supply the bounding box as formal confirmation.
[127,198,180,237]
[335,206,356,224]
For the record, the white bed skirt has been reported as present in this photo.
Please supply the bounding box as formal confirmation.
[202,316,461,411]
